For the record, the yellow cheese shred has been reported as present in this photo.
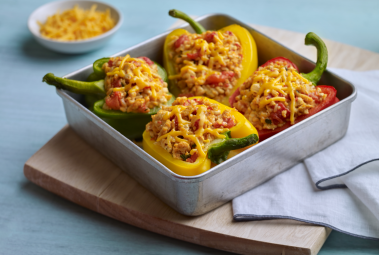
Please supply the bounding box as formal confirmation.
[106,55,161,99]
[38,4,115,41]
[156,102,228,158]
[169,32,230,85]
[255,68,308,124]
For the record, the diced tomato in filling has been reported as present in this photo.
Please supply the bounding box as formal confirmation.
[214,117,235,128]
[187,49,201,60]
[111,79,122,88]
[186,153,198,163]
[108,59,113,67]
[138,56,154,66]
[278,93,290,100]
[192,109,197,115]
[206,71,235,85]
[270,102,290,125]
[174,34,188,48]
[225,117,235,128]
[132,61,141,67]
[193,99,203,105]
[178,93,195,98]
[170,115,179,130]
[234,43,241,49]
[270,112,284,124]
[204,32,217,43]
[308,92,321,104]
[105,91,122,110]
[138,103,149,113]
[225,31,233,36]
[193,119,200,131]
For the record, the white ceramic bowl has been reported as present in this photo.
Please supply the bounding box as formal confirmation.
[28,0,123,54]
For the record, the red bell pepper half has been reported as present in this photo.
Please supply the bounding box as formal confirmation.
[258,86,338,141]
[229,57,299,106]
[230,32,339,141]
[261,56,299,72]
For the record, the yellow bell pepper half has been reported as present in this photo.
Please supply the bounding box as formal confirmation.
[163,10,258,106]
[142,97,258,176]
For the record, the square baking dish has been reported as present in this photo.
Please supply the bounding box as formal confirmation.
[57,14,356,216]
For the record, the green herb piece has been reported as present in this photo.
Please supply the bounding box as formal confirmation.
[180,154,191,161]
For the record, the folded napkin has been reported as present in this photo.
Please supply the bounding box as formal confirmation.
[233,69,379,240]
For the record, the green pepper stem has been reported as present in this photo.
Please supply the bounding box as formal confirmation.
[169,9,206,34]
[43,73,105,96]
[301,32,328,85]
[207,133,259,164]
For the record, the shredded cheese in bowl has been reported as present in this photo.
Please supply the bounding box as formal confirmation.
[38,4,115,41]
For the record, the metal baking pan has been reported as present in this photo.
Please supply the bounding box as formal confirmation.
[57,14,356,216]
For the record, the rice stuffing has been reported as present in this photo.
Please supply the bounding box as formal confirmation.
[146,97,237,162]
[168,31,243,102]
[233,60,327,130]
[102,55,171,113]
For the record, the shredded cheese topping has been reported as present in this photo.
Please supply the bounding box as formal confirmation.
[38,4,115,41]
[168,31,243,102]
[156,104,228,158]
[102,55,171,113]
[146,97,237,162]
[253,69,300,123]
[234,61,326,130]
[106,55,161,100]
[169,32,228,81]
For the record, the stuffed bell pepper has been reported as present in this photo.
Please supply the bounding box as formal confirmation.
[43,55,174,139]
[143,97,259,176]
[230,32,339,141]
[164,10,258,105]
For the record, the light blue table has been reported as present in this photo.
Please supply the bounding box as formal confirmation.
[1,0,378,254]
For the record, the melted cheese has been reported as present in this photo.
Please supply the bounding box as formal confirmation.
[169,31,235,85]
[106,55,161,99]
[156,100,228,158]
[38,4,115,41]
[253,67,311,124]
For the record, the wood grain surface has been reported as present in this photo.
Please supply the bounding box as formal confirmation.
[24,26,379,255]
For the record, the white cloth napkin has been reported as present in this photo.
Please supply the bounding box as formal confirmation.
[233,69,379,240]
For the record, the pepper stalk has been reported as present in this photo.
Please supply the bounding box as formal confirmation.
[301,32,328,86]
[169,9,206,34]
[43,58,173,139]
[208,131,259,164]
[43,73,106,96]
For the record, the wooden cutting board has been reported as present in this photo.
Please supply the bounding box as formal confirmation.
[24,25,379,255]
